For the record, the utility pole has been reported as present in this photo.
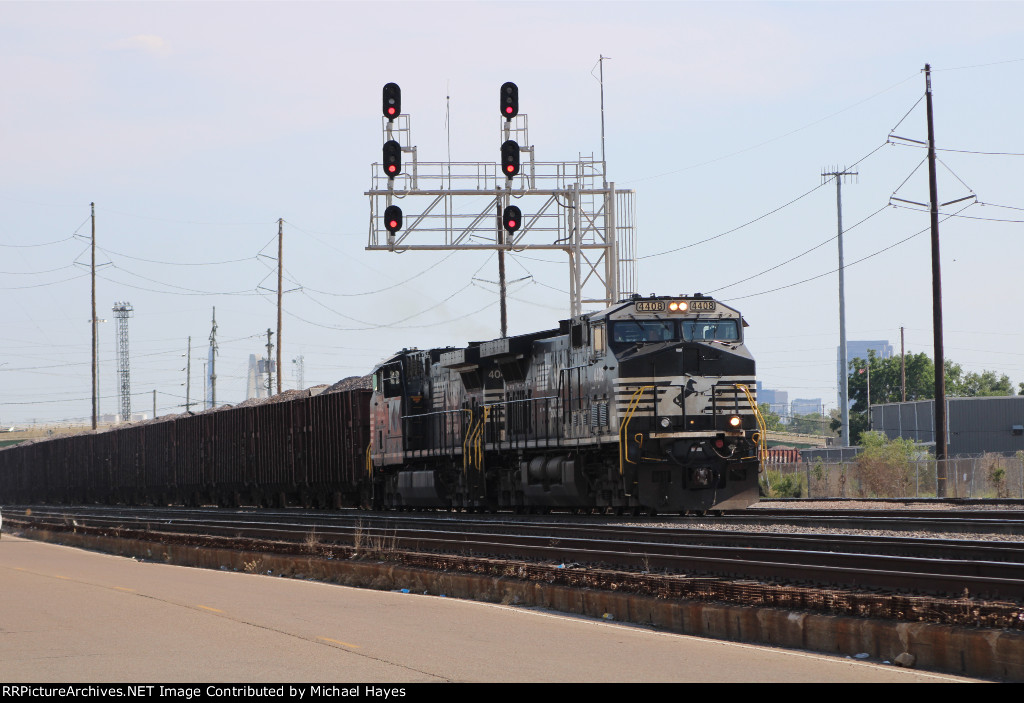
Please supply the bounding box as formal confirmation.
[265,328,274,396]
[276,218,283,394]
[91,203,97,430]
[208,307,218,408]
[901,326,906,402]
[823,167,857,446]
[184,336,193,413]
[153,389,157,419]
[925,63,948,496]
[865,359,872,431]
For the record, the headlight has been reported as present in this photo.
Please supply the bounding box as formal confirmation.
[729,415,741,427]
[660,417,671,429]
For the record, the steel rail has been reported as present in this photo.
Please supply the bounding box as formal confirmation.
[9,506,1024,600]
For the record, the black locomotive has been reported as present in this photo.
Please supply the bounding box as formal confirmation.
[0,294,764,514]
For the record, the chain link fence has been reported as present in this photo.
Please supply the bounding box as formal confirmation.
[760,451,1024,500]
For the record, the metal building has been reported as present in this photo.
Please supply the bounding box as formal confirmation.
[870,396,1024,455]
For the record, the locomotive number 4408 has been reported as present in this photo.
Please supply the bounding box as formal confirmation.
[635,301,665,312]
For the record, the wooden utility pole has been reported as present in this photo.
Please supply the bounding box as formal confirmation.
[91,203,97,430]
[823,167,857,446]
[925,63,948,495]
[265,328,274,396]
[209,307,218,408]
[276,218,283,394]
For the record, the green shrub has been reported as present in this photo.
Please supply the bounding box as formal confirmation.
[760,468,805,498]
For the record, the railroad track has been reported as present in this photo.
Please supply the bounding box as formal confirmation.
[727,507,1024,536]
[8,504,1024,602]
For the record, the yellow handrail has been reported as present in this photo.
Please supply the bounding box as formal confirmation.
[461,408,475,474]
[474,405,491,470]
[618,385,653,475]
[735,383,768,463]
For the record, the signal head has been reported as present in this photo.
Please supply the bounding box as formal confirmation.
[502,205,522,234]
[384,205,403,234]
[382,140,402,179]
[382,83,401,121]
[500,81,519,120]
[500,139,520,179]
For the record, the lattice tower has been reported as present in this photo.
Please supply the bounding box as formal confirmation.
[112,302,133,422]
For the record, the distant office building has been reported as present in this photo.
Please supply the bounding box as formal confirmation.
[791,398,824,417]
[756,382,789,417]
[837,340,894,409]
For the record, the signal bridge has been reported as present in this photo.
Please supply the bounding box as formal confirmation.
[366,85,637,317]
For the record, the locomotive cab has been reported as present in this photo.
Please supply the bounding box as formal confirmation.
[595,294,762,510]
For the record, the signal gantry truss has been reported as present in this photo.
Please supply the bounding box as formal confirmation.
[366,87,636,317]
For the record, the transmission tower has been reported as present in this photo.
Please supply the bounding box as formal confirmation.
[112,302,133,422]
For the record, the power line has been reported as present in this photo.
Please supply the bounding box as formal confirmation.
[97,246,259,267]
[708,203,889,294]
[722,202,976,301]
[638,142,889,260]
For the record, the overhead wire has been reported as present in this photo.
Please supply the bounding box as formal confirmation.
[707,203,891,294]
[638,141,890,260]
[721,201,977,301]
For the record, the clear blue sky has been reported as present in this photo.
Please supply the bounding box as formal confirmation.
[3,1,1023,424]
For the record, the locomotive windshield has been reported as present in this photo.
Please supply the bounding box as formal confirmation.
[613,320,677,343]
[681,319,740,342]
[612,318,741,345]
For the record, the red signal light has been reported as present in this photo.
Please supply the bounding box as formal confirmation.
[501,140,520,179]
[382,140,401,179]
[500,82,519,120]
[382,83,401,122]
[502,205,522,234]
[384,205,402,234]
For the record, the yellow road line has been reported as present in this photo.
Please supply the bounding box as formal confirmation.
[196,605,223,613]
[317,637,360,649]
